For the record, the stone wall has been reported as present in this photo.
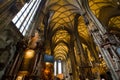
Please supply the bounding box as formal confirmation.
[0,0,23,77]
[0,23,22,79]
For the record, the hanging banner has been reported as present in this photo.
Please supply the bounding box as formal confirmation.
[43,54,54,63]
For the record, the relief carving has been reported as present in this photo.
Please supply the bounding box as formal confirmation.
[0,29,16,71]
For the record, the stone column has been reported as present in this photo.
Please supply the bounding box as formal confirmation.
[68,35,79,80]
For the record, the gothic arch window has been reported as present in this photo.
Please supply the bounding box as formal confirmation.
[12,0,41,36]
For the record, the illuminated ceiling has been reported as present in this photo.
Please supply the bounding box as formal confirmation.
[42,0,120,60]
[88,0,120,36]
[44,0,83,60]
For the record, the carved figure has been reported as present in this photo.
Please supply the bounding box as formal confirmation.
[113,56,120,71]
[0,29,16,70]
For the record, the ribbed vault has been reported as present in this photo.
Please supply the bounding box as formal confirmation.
[88,0,120,37]
[43,0,94,60]
[41,0,120,62]
[44,0,82,60]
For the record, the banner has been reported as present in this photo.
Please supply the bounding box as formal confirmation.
[43,54,54,63]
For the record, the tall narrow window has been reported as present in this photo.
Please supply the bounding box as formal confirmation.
[12,0,41,36]
[58,60,62,74]
[54,60,57,76]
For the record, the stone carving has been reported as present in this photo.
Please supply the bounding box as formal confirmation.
[28,31,40,49]
[0,29,16,71]
[113,56,120,71]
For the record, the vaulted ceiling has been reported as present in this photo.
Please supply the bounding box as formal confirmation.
[41,0,120,60]
[43,0,87,60]
[88,0,120,36]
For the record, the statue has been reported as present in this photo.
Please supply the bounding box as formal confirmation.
[113,56,120,71]
[27,31,40,49]
[0,29,16,70]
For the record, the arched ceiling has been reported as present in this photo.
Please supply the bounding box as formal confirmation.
[52,30,70,44]
[46,0,80,31]
[44,0,90,60]
[88,0,120,36]
[88,0,119,17]
[78,16,90,42]
[42,0,120,60]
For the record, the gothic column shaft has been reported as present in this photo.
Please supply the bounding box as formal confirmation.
[69,36,79,80]
[88,24,120,80]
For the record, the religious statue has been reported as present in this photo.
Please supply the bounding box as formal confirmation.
[113,56,120,71]
[0,29,16,70]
